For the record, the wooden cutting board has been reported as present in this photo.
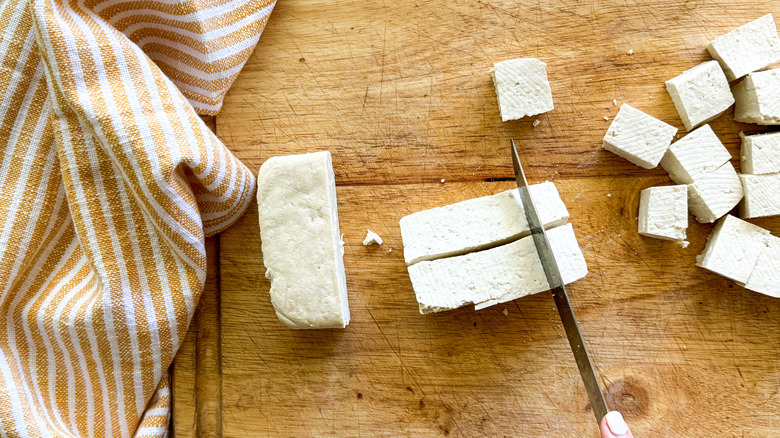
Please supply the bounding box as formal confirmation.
[171,1,780,436]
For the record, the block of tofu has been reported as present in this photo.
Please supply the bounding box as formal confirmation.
[733,69,780,125]
[256,151,350,329]
[399,182,568,265]
[687,162,744,223]
[706,14,780,81]
[491,58,554,121]
[744,234,780,298]
[660,124,732,184]
[407,223,587,314]
[740,131,780,174]
[665,61,735,131]
[739,173,780,218]
[638,185,688,241]
[602,104,678,169]
[696,214,770,283]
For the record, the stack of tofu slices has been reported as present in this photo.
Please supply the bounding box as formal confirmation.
[602,14,780,298]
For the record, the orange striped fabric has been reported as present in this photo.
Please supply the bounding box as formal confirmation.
[0,0,274,435]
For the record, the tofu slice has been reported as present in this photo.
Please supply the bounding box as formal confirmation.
[256,151,349,329]
[665,61,735,131]
[491,58,554,121]
[733,69,780,125]
[408,223,588,314]
[687,162,744,223]
[706,14,780,81]
[696,214,770,284]
[744,234,780,298]
[638,185,688,241]
[602,104,678,169]
[740,131,780,174]
[399,182,569,265]
[739,173,780,218]
[660,124,731,184]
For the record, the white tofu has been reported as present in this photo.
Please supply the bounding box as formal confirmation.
[256,151,349,329]
[399,182,569,265]
[602,104,678,169]
[687,162,744,223]
[733,69,780,125]
[665,61,735,131]
[491,58,554,121]
[407,223,588,314]
[707,14,780,81]
[739,173,780,218]
[660,124,731,184]
[744,234,780,298]
[638,185,688,241]
[696,214,770,284]
[740,131,780,174]
[363,229,383,246]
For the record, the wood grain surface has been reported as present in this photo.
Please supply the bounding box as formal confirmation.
[172,1,780,437]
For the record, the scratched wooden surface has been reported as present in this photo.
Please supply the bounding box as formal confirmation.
[171,1,780,437]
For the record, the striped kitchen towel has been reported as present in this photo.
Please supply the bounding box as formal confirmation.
[0,0,274,435]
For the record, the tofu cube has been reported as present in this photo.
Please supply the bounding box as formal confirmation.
[660,124,732,184]
[739,173,780,218]
[687,162,744,223]
[707,14,780,81]
[638,185,688,241]
[744,234,780,298]
[696,214,770,284]
[733,69,780,125]
[740,131,780,174]
[602,104,678,169]
[665,61,735,131]
[491,58,554,121]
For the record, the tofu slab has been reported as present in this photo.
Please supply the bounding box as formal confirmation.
[399,182,569,265]
[707,14,780,81]
[408,223,588,314]
[256,151,350,329]
[665,61,734,131]
[660,124,731,184]
[696,214,770,284]
[740,131,780,174]
[733,70,780,125]
[687,162,744,223]
[739,173,780,219]
[491,58,554,121]
[602,104,678,169]
[744,234,780,298]
[638,185,688,241]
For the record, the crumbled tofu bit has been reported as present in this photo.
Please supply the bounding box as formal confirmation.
[602,104,678,169]
[638,185,688,241]
[688,162,744,223]
[502,308,509,316]
[660,124,731,184]
[362,229,383,246]
[665,61,734,132]
[696,214,770,284]
[733,70,780,125]
[440,178,445,183]
[607,193,612,197]
[491,58,554,122]
[678,240,690,249]
[612,99,618,106]
[740,131,780,174]
[603,116,609,121]
[744,234,780,298]
[706,14,780,81]
[389,248,393,252]
[533,119,541,127]
[627,49,634,55]
[739,173,780,219]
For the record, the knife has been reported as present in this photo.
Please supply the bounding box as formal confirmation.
[510,139,609,424]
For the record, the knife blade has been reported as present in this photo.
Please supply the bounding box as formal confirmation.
[510,139,609,424]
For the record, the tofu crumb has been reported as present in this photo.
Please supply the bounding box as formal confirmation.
[389,248,393,252]
[440,179,445,183]
[628,49,634,55]
[678,240,690,249]
[362,229,383,246]
[603,116,609,121]
[607,193,612,198]
[533,119,541,127]
[502,308,509,316]
[612,99,618,106]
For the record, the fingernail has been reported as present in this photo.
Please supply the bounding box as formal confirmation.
[605,411,629,435]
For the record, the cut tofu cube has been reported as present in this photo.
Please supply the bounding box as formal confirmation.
[491,58,554,121]
[740,131,780,174]
[256,151,350,329]
[687,162,744,223]
[739,173,780,218]
[696,214,770,284]
[706,14,780,81]
[665,61,735,131]
[399,182,568,265]
[744,234,780,298]
[638,185,688,241]
[733,69,780,125]
[602,104,678,169]
[660,124,731,184]
[408,223,587,314]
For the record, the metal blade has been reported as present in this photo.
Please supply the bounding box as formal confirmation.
[510,139,609,424]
